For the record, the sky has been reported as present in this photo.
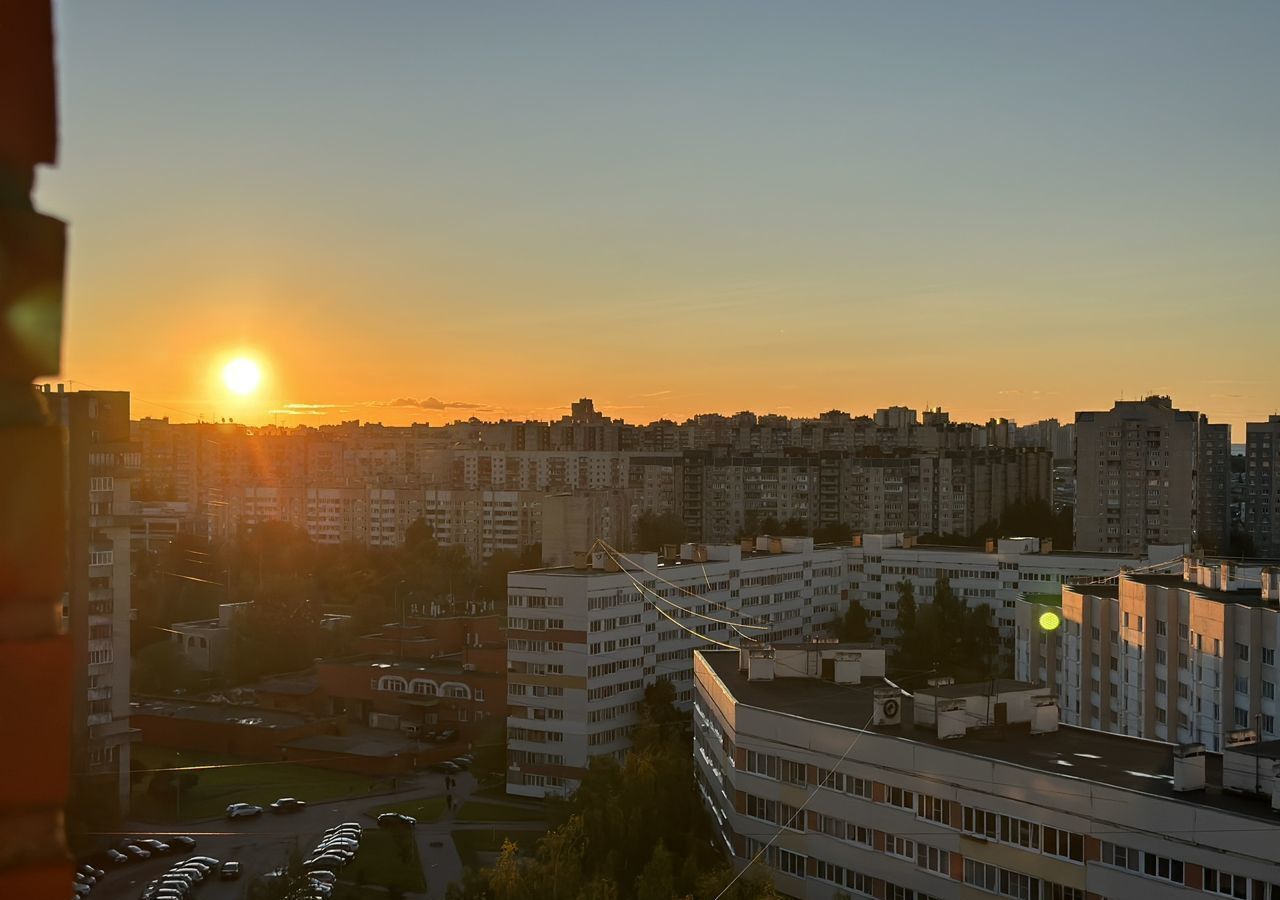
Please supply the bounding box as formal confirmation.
[35,1,1280,432]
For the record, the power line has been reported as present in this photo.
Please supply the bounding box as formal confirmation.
[713,709,877,899]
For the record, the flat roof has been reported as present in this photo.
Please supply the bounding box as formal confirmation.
[131,699,311,729]
[1129,573,1271,607]
[915,678,1035,700]
[699,651,1280,824]
[323,654,501,677]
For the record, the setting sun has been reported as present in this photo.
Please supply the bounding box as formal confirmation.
[222,357,261,396]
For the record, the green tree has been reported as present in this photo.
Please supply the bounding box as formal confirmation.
[635,843,674,900]
[634,512,687,551]
[838,600,873,642]
[132,639,200,694]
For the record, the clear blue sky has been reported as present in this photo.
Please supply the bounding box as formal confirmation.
[38,1,1280,430]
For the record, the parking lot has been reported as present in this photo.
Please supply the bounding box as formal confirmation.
[82,774,461,900]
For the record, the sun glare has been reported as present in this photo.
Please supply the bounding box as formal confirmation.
[222,357,261,396]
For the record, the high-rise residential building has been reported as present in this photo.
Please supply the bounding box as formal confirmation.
[42,386,137,814]
[1246,416,1280,558]
[846,533,1184,657]
[540,490,633,567]
[1200,417,1233,554]
[1016,558,1280,751]
[504,537,846,797]
[693,648,1280,900]
[1074,396,1204,554]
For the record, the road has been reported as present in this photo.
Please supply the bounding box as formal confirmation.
[85,771,484,900]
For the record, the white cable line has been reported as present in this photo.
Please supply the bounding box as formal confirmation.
[598,541,771,628]
[713,709,878,900]
[605,561,746,650]
[599,546,763,639]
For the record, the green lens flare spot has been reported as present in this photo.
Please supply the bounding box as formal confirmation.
[1039,611,1062,631]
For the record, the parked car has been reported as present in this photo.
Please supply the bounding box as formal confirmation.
[449,756,471,769]
[124,845,151,861]
[167,836,196,851]
[139,839,171,854]
[218,861,241,880]
[307,871,337,885]
[73,873,96,886]
[185,856,221,868]
[79,865,106,880]
[434,729,458,743]
[72,883,92,896]
[454,753,475,766]
[303,854,347,870]
[269,797,307,813]
[105,849,129,865]
[376,812,417,829]
[169,866,203,883]
[431,761,460,774]
[225,803,263,819]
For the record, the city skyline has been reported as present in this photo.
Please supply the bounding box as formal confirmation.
[33,1,1280,431]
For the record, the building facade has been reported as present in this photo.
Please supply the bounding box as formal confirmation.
[1074,396,1213,555]
[504,537,847,797]
[44,386,137,814]
[695,648,1280,900]
[1246,417,1280,558]
[1017,559,1280,751]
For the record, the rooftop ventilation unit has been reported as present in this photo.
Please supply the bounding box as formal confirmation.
[873,687,902,726]
[1173,743,1206,792]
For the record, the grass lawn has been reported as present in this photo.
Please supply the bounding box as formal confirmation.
[334,828,427,894]
[455,799,546,823]
[131,744,396,822]
[365,795,447,823]
[451,829,544,868]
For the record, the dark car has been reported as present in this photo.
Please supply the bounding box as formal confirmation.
[139,839,171,854]
[269,797,307,813]
[218,861,242,880]
[449,756,471,769]
[124,845,152,861]
[105,849,129,865]
[79,865,106,880]
[434,729,458,743]
[431,760,461,774]
[168,836,197,852]
[376,812,417,829]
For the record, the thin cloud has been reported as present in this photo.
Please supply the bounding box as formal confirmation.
[268,408,327,416]
[283,403,347,410]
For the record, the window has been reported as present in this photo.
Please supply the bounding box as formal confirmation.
[1236,676,1250,695]
[1235,707,1250,728]
[917,793,947,823]
[964,860,998,892]
[1156,648,1167,665]
[963,806,997,839]
[886,833,915,860]
[780,758,806,786]
[1264,681,1275,700]
[1156,620,1167,636]
[1264,648,1275,666]
[772,847,805,878]
[1101,841,1139,871]
[1237,642,1250,662]
[917,844,950,875]
[1142,852,1185,884]
[744,750,778,779]
[884,785,915,810]
[1204,868,1250,899]
[1042,827,1084,862]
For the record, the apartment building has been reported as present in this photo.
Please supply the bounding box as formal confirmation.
[1017,559,1280,752]
[1074,396,1226,555]
[694,647,1280,900]
[504,537,847,797]
[43,386,137,814]
[845,532,1184,656]
[1245,417,1280,558]
[541,490,633,567]
[1200,419,1233,553]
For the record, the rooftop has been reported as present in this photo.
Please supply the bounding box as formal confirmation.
[321,654,502,678]
[130,698,313,729]
[699,650,1280,824]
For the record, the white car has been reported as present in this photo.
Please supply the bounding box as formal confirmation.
[225,803,263,819]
